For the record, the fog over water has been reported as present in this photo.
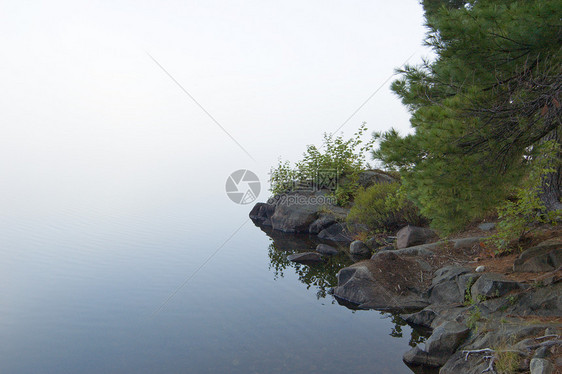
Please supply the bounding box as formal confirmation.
[1,1,431,372]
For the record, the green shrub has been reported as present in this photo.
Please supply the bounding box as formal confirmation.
[466,306,482,332]
[347,182,426,233]
[488,141,562,253]
[269,123,374,205]
[334,184,356,207]
[463,276,477,306]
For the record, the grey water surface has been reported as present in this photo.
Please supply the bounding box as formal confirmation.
[0,180,424,374]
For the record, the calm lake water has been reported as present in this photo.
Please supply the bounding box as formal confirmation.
[0,166,424,373]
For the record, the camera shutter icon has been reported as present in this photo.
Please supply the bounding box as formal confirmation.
[226,169,261,205]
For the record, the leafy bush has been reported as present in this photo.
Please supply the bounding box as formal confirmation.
[334,184,356,207]
[488,141,562,253]
[466,306,482,332]
[269,123,374,205]
[346,182,426,233]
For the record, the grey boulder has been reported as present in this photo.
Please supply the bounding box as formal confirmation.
[401,308,437,328]
[427,267,474,305]
[513,239,562,273]
[318,223,354,242]
[530,358,554,374]
[507,282,562,317]
[356,170,396,188]
[470,273,525,300]
[350,240,371,256]
[333,255,429,311]
[403,321,470,367]
[396,225,438,249]
[309,216,336,234]
[270,202,321,233]
[478,222,496,231]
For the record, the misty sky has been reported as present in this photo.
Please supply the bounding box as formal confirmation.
[0,0,431,213]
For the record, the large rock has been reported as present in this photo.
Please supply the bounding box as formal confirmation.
[530,358,554,374]
[440,324,554,374]
[334,262,380,306]
[356,170,396,188]
[439,351,490,374]
[287,252,324,264]
[350,240,371,256]
[427,267,476,305]
[453,237,483,250]
[478,222,496,231]
[401,308,437,328]
[507,282,562,317]
[470,273,525,300]
[432,266,471,286]
[396,225,438,249]
[429,306,470,330]
[249,191,348,234]
[439,306,561,374]
[513,239,562,273]
[333,253,430,311]
[249,202,275,226]
[309,216,336,234]
[403,321,470,367]
[373,239,482,259]
[316,244,339,256]
[269,202,321,233]
[364,237,381,250]
[456,273,481,301]
[318,223,354,242]
[465,324,552,353]
[371,242,438,259]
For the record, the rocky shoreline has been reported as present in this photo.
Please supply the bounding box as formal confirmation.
[250,191,561,373]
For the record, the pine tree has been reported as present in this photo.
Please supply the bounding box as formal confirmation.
[374,0,561,233]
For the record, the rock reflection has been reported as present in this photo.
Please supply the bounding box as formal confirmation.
[260,226,353,299]
[258,224,429,358]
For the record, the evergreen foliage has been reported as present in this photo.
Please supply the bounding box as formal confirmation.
[488,141,562,252]
[374,0,562,233]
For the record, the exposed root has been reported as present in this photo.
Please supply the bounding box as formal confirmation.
[533,334,559,341]
[461,338,560,374]
[463,348,494,361]
[525,339,562,351]
[482,355,495,373]
[462,349,496,373]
